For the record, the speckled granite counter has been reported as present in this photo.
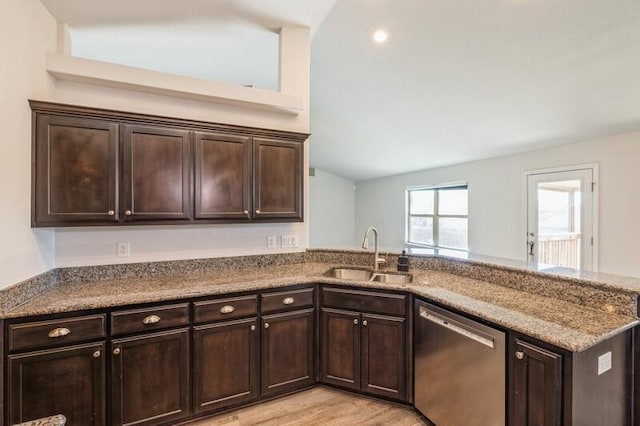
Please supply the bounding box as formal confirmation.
[12,415,66,426]
[4,258,637,353]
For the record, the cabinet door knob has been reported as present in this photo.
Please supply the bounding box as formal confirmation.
[515,351,525,360]
[362,320,368,326]
[93,350,101,358]
[113,348,121,355]
[283,297,295,305]
[243,210,249,216]
[353,319,358,325]
[256,209,261,214]
[108,210,115,216]
[48,327,71,338]
[250,325,256,331]
[142,315,161,325]
[125,210,132,216]
[264,323,269,329]
[220,305,235,314]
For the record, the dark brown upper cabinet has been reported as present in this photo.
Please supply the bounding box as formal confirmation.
[122,124,192,221]
[194,132,251,220]
[253,138,303,221]
[33,114,119,225]
[30,101,308,227]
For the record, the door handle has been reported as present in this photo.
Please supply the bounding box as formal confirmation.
[528,240,535,257]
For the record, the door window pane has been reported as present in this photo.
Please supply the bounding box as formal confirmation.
[439,188,468,215]
[409,190,434,215]
[438,217,468,250]
[535,179,581,269]
[409,216,433,245]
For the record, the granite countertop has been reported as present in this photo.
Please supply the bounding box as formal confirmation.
[12,415,66,426]
[5,262,637,353]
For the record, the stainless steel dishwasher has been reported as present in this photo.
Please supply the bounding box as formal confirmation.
[415,300,506,426]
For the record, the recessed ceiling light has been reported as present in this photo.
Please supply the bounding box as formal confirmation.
[372,30,388,43]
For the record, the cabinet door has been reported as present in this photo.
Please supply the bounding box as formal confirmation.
[193,318,258,414]
[8,342,105,425]
[112,328,190,426]
[320,308,361,391]
[194,132,251,220]
[253,138,303,221]
[361,313,406,400]
[261,308,315,396]
[123,124,191,221]
[34,115,118,225]
[512,339,562,426]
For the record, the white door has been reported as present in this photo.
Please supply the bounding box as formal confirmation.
[526,168,595,270]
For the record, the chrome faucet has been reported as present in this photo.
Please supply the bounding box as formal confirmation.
[361,226,386,270]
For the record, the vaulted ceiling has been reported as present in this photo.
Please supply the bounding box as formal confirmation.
[41,0,640,181]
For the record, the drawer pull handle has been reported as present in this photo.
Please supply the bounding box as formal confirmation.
[93,350,101,358]
[143,315,161,325]
[48,327,70,338]
[220,305,235,314]
[113,348,121,355]
[283,297,295,305]
[515,351,525,360]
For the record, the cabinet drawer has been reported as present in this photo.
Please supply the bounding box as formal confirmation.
[194,295,258,324]
[111,303,189,336]
[9,314,106,352]
[261,288,314,314]
[322,287,406,316]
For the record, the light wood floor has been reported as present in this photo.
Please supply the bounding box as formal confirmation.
[184,387,427,426]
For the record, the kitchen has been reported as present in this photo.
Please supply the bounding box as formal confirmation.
[2,0,640,425]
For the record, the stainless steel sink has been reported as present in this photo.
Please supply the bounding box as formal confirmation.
[328,268,373,280]
[326,268,412,284]
[371,272,413,284]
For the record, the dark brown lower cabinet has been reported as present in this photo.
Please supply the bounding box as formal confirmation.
[512,338,562,426]
[361,313,406,400]
[321,308,407,401]
[8,342,105,425]
[261,308,315,396]
[111,328,190,426]
[320,308,361,390]
[193,317,258,414]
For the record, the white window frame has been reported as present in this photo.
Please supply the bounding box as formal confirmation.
[405,182,469,251]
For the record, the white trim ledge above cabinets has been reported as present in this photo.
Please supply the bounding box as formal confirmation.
[46,53,304,115]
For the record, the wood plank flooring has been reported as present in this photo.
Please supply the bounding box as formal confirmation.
[184,387,428,426]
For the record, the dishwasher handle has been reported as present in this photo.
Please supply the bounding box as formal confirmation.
[420,307,495,349]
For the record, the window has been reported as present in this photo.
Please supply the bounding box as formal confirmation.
[406,185,468,250]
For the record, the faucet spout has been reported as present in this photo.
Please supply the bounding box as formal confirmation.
[361,226,385,270]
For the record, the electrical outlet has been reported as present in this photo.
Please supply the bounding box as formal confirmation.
[281,234,299,248]
[598,351,612,375]
[267,235,277,249]
[117,241,131,257]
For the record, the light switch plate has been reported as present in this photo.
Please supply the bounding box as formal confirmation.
[267,235,277,249]
[281,234,299,248]
[597,351,612,375]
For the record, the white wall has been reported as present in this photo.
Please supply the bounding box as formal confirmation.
[0,0,57,288]
[355,131,640,277]
[52,27,311,268]
[309,168,355,248]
